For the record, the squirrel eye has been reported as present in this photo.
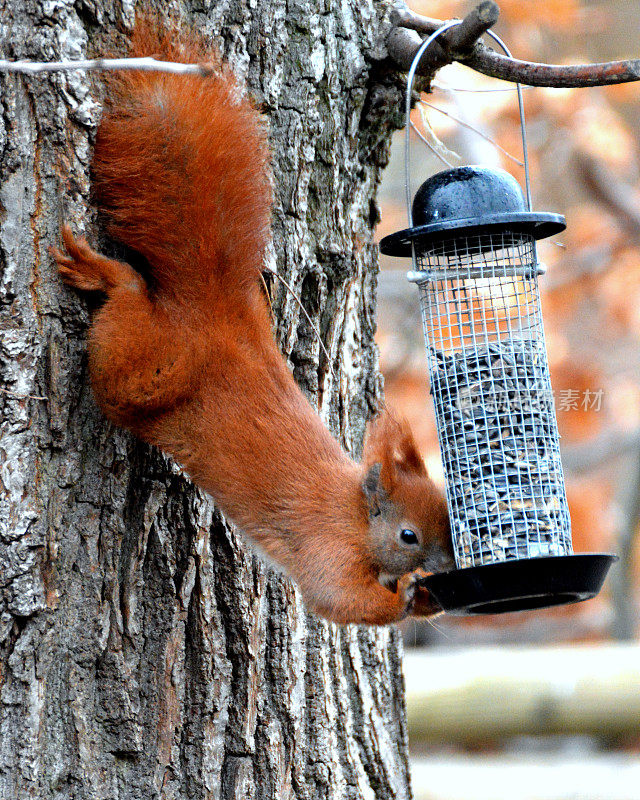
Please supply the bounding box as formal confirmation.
[400,528,419,546]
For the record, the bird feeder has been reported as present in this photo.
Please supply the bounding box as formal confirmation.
[380,23,616,615]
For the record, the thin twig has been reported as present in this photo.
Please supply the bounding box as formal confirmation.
[0,56,214,76]
[388,4,640,88]
[0,387,48,401]
[259,271,276,325]
[424,614,451,639]
[419,99,524,166]
[409,119,455,168]
[433,81,532,94]
[265,268,337,381]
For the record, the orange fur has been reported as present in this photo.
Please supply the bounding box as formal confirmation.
[51,17,452,625]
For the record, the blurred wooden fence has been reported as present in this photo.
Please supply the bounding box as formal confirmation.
[405,644,640,745]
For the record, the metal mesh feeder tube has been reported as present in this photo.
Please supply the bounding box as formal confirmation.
[380,166,616,615]
[414,224,571,569]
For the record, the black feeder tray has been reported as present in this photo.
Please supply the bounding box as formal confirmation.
[380,166,616,616]
[418,554,617,616]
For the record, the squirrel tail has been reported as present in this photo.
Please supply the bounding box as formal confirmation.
[92,17,272,300]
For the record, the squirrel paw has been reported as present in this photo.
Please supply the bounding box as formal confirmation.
[398,569,443,619]
[51,224,141,294]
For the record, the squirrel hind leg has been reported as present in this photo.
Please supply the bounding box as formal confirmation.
[51,224,145,294]
[53,224,199,432]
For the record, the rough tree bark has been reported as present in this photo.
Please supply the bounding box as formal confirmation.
[0,1,412,798]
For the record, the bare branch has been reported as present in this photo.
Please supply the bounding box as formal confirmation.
[466,52,640,88]
[0,7,637,90]
[443,1,499,54]
[575,149,640,237]
[388,3,640,88]
[0,387,48,401]
[390,1,499,74]
[0,56,214,76]
[562,429,640,473]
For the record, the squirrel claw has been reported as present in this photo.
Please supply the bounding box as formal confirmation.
[398,571,424,617]
[51,224,143,294]
[51,225,106,292]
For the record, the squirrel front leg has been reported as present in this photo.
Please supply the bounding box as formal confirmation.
[304,571,433,626]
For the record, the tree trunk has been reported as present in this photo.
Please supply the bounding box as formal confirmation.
[0,1,411,798]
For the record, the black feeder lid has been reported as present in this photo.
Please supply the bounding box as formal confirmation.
[419,554,618,616]
[379,166,566,258]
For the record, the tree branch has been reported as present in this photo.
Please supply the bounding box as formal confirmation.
[610,445,640,639]
[388,3,640,88]
[561,429,640,473]
[575,149,640,237]
[391,1,499,74]
[1,5,638,90]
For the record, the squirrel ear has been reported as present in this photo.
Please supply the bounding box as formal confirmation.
[391,419,428,477]
[363,411,427,480]
[362,463,388,517]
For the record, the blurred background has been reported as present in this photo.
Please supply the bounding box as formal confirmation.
[377,1,640,797]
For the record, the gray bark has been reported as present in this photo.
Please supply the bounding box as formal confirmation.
[0,1,411,798]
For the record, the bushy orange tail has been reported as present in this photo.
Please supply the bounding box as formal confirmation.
[93,18,272,302]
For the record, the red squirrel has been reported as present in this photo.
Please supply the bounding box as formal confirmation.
[51,19,453,625]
